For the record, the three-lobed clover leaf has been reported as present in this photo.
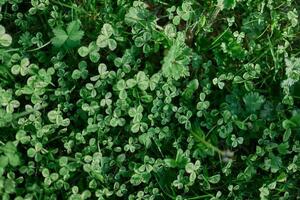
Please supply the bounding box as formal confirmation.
[11,58,30,76]
[134,32,151,53]
[136,71,149,91]
[72,61,88,80]
[78,42,100,63]
[124,2,151,26]
[128,105,143,122]
[175,2,193,23]
[231,134,244,147]
[96,23,117,51]
[47,110,70,127]
[16,130,30,144]
[0,142,20,168]
[164,24,177,39]
[185,160,201,182]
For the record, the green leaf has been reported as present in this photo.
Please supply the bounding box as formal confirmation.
[164,24,177,38]
[0,25,5,34]
[116,79,126,91]
[282,119,296,129]
[175,149,189,168]
[131,123,140,133]
[48,110,59,123]
[137,71,149,90]
[162,32,191,80]
[78,46,89,57]
[283,113,300,129]
[219,0,236,10]
[110,117,119,127]
[98,63,108,77]
[270,155,282,173]
[130,174,142,186]
[277,143,289,155]
[164,158,177,168]
[96,35,107,48]
[0,33,12,47]
[101,24,114,37]
[4,179,16,194]
[27,148,36,158]
[72,69,82,80]
[234,120,247,130]
[52,20,84,48]
[141,94,153,103]
[11,64,20,75]
[119,90,128,100]
[149,73,161,91]
[139,133,152,148]
[8,153,20,166]
[173,16,181,25]
[89,51,100,63]
[0,155,8,168]
[66,20,84,42]
[208,174,221,184]
[59,157,68,167]
[128,107,137,117]
[107,39,117,51]
[126,79,137,88]
[182,79,199,100]
[61,118,70,127]
[283,129,291,142]
[185,163,195,173]
[134,37,144,47]
[52,29,68,48]
[243,92,265,113]
[96,23,116,50]
[288,113,300,127]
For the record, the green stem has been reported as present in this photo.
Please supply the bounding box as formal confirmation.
[27,41,51,52]
[4,41,51,53]
[186,194,214,200]
[191,131,224,155]
[256,25,270,40]
[4,48,20,53]
[209,27,230,49]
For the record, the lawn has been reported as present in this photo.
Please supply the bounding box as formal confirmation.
[0,0,300,199]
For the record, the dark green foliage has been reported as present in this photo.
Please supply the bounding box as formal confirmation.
[0,0,300,200]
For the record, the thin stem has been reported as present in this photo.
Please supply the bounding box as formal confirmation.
[191,131,224,155]
[4,48,20,53]
[27,41,51,52]
[4,41,51,53]
[256,25,270,40]
[186,194,214,200]
[209,27,230,49]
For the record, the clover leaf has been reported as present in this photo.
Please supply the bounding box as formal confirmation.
[96,23,117,51]
[0,25,12,47]
[11,58,30,76]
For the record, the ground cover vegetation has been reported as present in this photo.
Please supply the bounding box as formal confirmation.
[0,0,300,199]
